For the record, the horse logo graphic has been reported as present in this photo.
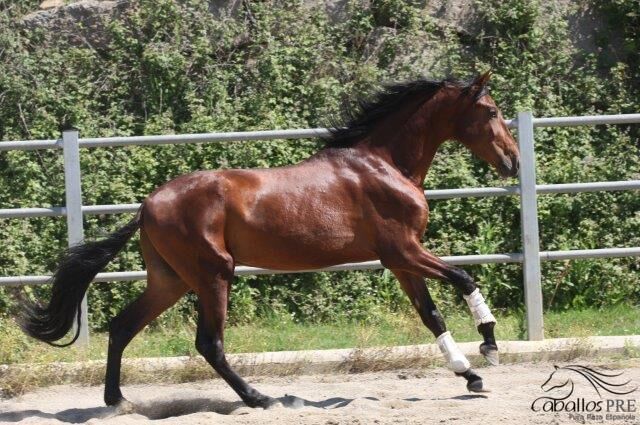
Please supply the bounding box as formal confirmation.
[531,365,637,412]
[541,365,637,398]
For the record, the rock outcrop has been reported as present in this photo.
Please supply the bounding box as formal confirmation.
[22,1,129,48]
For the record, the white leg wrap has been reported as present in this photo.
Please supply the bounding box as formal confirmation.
[436,331,470,373]
[463,288,496,327]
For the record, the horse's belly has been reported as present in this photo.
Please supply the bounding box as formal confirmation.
[234,245,377,271]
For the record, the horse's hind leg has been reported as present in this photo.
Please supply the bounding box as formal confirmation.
[192,257,279,409]
[104,230,188,408]
[392,270,484,392]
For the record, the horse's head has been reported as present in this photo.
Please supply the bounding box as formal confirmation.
[546,365,637,398]
[541,365,572,393]
[450,71,520,178]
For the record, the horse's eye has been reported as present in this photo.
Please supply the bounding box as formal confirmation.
[489,108,498,119]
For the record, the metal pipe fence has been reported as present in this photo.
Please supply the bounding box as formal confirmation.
[1,112,639,344]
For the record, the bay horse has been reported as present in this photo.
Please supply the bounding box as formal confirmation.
[20,71,519,410]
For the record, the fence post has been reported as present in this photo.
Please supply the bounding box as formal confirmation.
[62,129,89,346]
[517,111,544,341]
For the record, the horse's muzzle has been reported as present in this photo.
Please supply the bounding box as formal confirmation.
[499,154,519,178]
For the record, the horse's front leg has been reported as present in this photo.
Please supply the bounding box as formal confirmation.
[444,266,499,365]
[382,243,499,365]
[392,269,485,392]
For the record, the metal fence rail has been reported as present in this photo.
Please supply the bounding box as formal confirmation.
[2,247,639,287]
[1,112,639,344]
[2,180,638,218]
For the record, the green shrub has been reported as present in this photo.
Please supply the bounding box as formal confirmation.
[0,0,637,330]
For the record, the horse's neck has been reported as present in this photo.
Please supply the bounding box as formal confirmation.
[369,91,454,186]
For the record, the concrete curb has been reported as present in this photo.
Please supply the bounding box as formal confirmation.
[1,336,638,391]
[127,335,640,376]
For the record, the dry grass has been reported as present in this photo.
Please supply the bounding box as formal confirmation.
[0,358,214,398]
[3,337,638,399]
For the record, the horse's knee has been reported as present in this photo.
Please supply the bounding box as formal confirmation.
[444,267,476,294]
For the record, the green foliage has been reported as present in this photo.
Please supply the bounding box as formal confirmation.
[0,0,638,332]
[1,303,638,364]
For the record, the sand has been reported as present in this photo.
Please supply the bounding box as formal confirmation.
[1,361,638,424]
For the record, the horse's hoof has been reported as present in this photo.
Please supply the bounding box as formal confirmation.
[265,398,285,410]
[115,399,136,414]
[456,369,490,393]
[104,393,124,407]
[246,394,281,409]
[480,343,499,366]
[467,378,487,393]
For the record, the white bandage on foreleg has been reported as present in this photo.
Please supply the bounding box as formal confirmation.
[436,331,470,373]
[463,288,496,327]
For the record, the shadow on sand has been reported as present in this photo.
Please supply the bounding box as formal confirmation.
[0,392,478,422]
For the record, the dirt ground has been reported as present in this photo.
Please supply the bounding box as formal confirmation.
[1,361,638,424]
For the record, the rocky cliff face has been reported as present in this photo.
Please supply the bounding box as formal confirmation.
[21,1,130,48]
[19,1,613,62]
[20,0,479,48]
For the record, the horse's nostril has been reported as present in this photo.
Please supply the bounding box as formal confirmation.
[501,156,512,172]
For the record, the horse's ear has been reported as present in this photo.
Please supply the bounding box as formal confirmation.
[473,70,492,88]
[468,70,491,100]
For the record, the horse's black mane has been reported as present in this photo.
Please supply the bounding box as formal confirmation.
[325,77,486,148]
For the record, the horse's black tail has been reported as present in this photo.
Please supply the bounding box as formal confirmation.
[19,214,141,347]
